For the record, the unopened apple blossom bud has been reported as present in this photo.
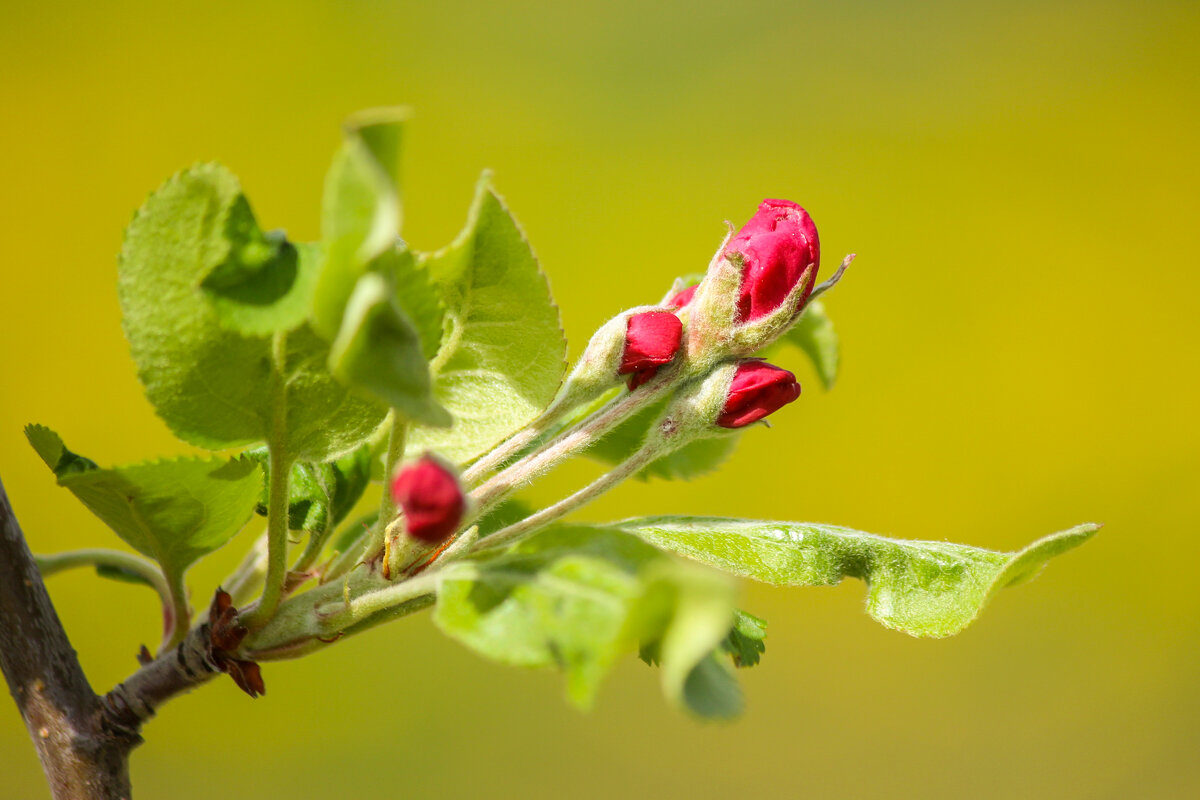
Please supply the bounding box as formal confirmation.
[619,311,682,390]
[725,199,820,322]
[390,456,465,544]
[685,200,821,362]
[716,361,801,428]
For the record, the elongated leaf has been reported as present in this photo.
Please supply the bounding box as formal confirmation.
[119,163,387,460]
[614,516,1098,638]
[312,108,408,339]
[435,523,734,715]
[26,425,261,583]
[779,299,839,390]
[409,175,566,463]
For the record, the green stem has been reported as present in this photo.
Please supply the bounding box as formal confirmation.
[161,570,191,652]
[378,411,408,524]
[466,365,678,520]
[242,331,292,631]
[475,447,658,553]
[34,549,169,598]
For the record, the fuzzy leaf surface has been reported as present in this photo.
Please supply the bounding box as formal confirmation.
[615,516,1098,637]
[118,163,386,459]
[436,523,734,715]
[409,175,566,463]
[26,425,261,582]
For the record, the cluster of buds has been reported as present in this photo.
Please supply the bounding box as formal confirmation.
[385,198,831,551]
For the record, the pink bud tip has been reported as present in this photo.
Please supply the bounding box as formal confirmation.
[390,457,465,544]
[724,199,820,322]
[619,311,683,387]
[665,284,699,310]
[717,361,801,428]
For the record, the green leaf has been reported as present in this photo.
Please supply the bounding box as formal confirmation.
[434,523,735,714]
[119,163,387,459]
[582,391,741,481]
[329,270,450,426]
[201,221,319,337]
[312,108,408,340]
[615,516,1099,638]
[779,299,839,390]
[387,244,446,361]
[721,610,767,668]
[25,425,261,583]
[281,325,389,461]
[409,174,567,464]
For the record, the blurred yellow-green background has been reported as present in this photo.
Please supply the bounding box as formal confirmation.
[2,0,1198,796]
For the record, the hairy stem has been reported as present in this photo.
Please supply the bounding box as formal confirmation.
[476,448,657,552]
[242,331,292,630]
[468,367,677,517]
[35,548,170,608]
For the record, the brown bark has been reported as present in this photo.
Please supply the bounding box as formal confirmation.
[1,474,230,798]
[0,476,137,798]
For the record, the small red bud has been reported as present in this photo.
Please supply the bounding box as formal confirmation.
[665,284,699,310]
[619,310,682,389]
[724,199,820,322]
[390,457,465,544]
[717,361,801,428]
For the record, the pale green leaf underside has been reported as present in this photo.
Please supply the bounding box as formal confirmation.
[435,524,735,716]
[614,516,1098,638]
[409,176,566,464]
[118,163,386,460]
[25,424,261,582]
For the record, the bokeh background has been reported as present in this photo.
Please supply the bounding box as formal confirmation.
[2,0,1198,797]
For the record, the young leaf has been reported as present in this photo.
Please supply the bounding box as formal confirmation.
[119,163,387,459]
[312,108,408,340]
[434,523,735,715]
[615,516,1098,638]
[328,270,450,426]
[778,299,839,390]
[409,174,567,463]
[25,425,261,584]
[721,610,767,668]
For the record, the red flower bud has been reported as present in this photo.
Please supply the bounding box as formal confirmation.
[390,456,465,544]
[717,361,801,428]
[665,283,699,310]
[619,310,683,389]
[724,199,820,322]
